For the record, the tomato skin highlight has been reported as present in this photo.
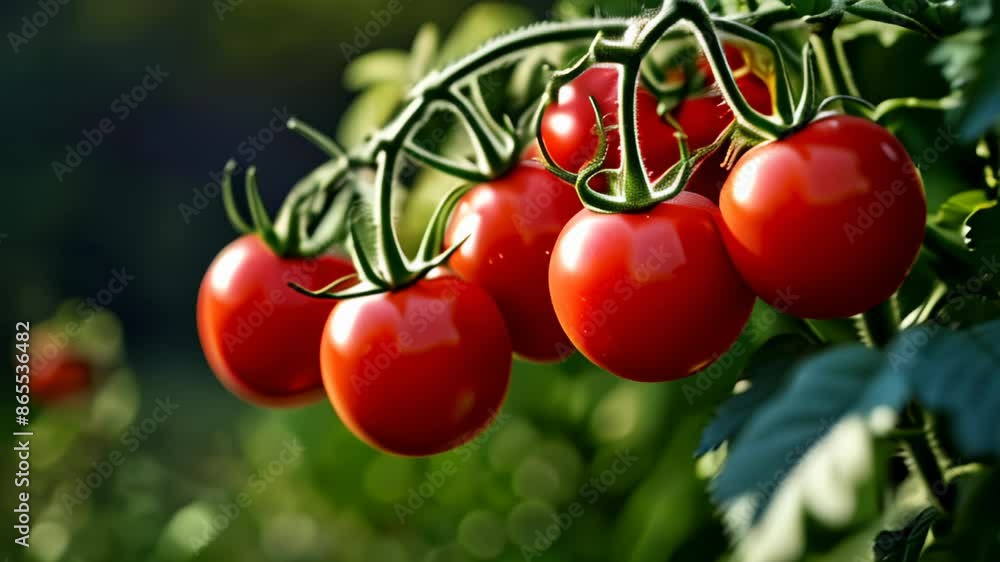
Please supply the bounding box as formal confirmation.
[197,234,355,407]
[548,192,755,382]
[320,276,512,457]
[445,160,581,361]
[719,115,927,319]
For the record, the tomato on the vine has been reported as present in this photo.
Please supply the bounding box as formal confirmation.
[30,349,92,403]
[548,192,755,382]
[197,234,355,407]
[539,65,676,182]
[718,115,927,319]
[539,49,772,201]
[445,160,581,361]
[319,276,511,456]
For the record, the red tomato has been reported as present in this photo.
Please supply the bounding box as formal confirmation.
[539,65,677,183]
[197,234,355,407]
[548,192,755,382]
[30,349,92,403]
[539,62,771,200]
[445,160,581,361]
[719,115,927,319]
[320,276,512,456]
[680,73,773,203]
[695,44,753,86]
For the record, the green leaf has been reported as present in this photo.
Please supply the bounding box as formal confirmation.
[846,0,939,36]
[956,31,1000,140]
[872,507,938,562]
[437,3,534,65]
[343,49,411,91]
[712,345,909,514]
[958,0,993,26]
[409,23,440,82]
[964,203,1000,259]
[794,0,834,16]
[696,335,817,456]
[337,82,406,147]
[889,319,1000,459]
[934,190,992,230]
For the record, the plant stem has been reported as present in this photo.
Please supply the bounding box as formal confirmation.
[900,406,957,514]
[857,297,900,348]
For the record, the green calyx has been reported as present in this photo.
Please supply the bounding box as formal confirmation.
[275,0,954,298]
[220,118,355,259]
[532,0,822,214]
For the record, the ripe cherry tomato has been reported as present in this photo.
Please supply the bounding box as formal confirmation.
[548,192,755,382]
[539,60,771,200]
[197,234,355,407]
[445,160,581,361]
[320,276,512,456]
[680,73,772,203]
[719,115,927,319]
[30,349,92,403]
[539,66,677,183]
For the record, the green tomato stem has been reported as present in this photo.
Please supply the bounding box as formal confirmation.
[811,26,861,111]
[899,406,957,515]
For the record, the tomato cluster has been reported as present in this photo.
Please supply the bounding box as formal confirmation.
[197,45,927,456]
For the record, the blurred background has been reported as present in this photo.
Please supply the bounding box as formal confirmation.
[0,0,980,561]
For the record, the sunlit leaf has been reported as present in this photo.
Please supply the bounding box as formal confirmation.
[337,82,406,146]
[437,3,534,64]
[344,49,411,91]
[697,335,817,456]
[713,345,907,515]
